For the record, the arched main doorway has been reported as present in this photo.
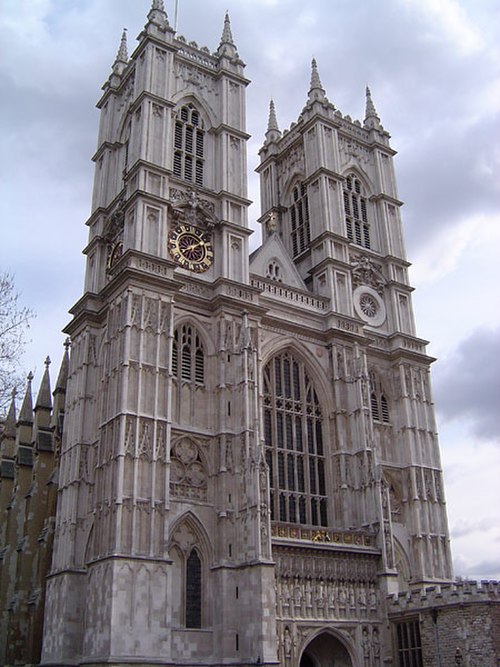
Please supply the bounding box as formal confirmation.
[299,632,353,667]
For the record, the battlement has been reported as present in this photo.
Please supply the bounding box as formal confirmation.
[387,580,500,614]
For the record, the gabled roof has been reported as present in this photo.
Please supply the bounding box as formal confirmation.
[249,233,307,290]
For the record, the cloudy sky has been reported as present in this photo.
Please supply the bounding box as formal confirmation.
[1,0,499,580]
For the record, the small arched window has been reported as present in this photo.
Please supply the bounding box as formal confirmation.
[289,182,310,257]
[173,104,205,186]
[172,324,205,384]
[185,548,202,628]
[343,175,370,249]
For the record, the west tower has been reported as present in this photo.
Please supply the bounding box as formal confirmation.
[42,3,274,665]
[40,3,454,667]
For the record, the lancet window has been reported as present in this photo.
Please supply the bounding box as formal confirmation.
[172,324,205,384]
[185,548,202,628]
[173,103,205,186]
[289,182,311,257]
[264,351,328,527]
[343,174,371,249]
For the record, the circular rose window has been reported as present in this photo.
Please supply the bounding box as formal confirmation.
[353,286,386,327]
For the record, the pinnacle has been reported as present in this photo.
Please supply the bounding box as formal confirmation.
[18,372,34,424]
[3,388,17,439]
[364,85,382,129]
[265,99,281,144]
[217,11,238,59]
[267,99,279,132]
[35,356,52,410]
[116,29,128,63]
[55,338,71,394]
[308,58,327,103]
[147,0,171,31]
[221,11,235,45]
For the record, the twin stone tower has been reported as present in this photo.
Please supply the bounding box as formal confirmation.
[4,2,475,666]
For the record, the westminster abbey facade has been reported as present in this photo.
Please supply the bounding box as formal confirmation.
[1,2,499,666]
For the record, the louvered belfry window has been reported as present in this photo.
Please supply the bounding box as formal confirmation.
[343,174,370,248]
[264,351,328,527]
[172,324,205,384]
[173,104,204,186]
[289,183,311,257]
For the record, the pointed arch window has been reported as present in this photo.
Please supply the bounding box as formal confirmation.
[343,175,371,249]
[289,182,311,257]
[172,324,205,384]
[369,370,390,424]
[173,103,205,186]
[185,548,202,628]
[264,351,328,527]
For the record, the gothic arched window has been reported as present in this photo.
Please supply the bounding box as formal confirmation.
[173,103,205,186]
[185,548,202,628]
[289,182,310,257]
[369,370,390,423]
[172,324,205,384]
[343,174,371,249]
[264,351,327,527]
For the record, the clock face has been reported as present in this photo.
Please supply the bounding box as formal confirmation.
[107,241,123,270]
[168,224,213,272]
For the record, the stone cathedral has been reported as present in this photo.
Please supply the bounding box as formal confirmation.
[1,2,499,667]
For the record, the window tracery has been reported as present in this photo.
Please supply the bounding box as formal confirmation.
[264,351,327,527]
[173,103,205,186]
[343,174,371,249]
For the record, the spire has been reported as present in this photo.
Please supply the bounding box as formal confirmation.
[112,29,128,77]
[308,58,327,103]
[364,86,382,130]
[265,99,281,143]
[54,338,70,395]
[18,372,34,425]
[35,356,52,411]
[217,11,237,59]
[3,388,17,439]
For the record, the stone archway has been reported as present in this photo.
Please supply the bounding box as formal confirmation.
[299,632,353,667]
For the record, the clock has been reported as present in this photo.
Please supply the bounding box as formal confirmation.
[107,240,123,270]
[168,223,214,272]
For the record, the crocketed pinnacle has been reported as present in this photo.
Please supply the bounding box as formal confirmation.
[117,29,128,63]
[18,372,34,424]
[147,0,170,29]
[221,11,234,45]
[217,11,238,58]
[3,388,17,439]
[265,99,281,143]
[112,29,128,77]
[35,356,52,410]
[308,58,327,103]
[268,99,279,132]
[364,86,381,129]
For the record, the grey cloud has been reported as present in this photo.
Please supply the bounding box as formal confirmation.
[450,517,498,539]
[433,328,500,441]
